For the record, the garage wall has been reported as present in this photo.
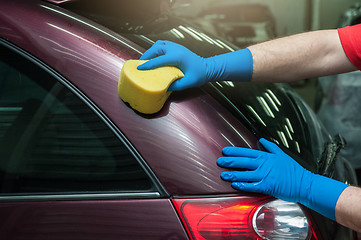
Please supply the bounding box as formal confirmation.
[240,0,307,36]
[254,0,359,31]
[173,0,308,36]
[318,0,358,29]
[173,0,360,35]
[243,0,359,34]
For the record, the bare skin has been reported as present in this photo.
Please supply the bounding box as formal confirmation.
[249,30,361,232]
[248,30,357,82]
[335,186,361,232]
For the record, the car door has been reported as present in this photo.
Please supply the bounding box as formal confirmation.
[0,41,188,240]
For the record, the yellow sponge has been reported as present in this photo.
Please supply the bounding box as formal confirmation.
[118,60,184,114]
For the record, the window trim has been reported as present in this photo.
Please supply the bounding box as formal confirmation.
[0,38,168,200]
[0,192,160,202]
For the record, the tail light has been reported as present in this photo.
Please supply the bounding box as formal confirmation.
[172,196,320,240]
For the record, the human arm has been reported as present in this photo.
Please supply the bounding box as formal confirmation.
[138,30,357,90]
[248,29,357,82]
[335,186,361,232]
[216,138,361,232]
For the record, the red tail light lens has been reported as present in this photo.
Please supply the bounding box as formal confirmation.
[172,196,320,240]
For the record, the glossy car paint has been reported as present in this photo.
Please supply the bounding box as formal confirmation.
[0,1,252,239]
[0,0,257,196]
[0,199,188,239]
[71,2,330,173]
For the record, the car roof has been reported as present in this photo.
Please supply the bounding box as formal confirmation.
[0,0,258,196]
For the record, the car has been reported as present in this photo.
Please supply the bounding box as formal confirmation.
[0,0,357,239]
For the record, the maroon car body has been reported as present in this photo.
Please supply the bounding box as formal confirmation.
[0,1,256,239]
[0,0,256,195]
[0,0,356,239]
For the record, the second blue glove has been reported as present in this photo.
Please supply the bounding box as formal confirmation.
[217,138,349,221]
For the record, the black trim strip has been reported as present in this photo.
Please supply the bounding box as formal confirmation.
[0,192,161,202]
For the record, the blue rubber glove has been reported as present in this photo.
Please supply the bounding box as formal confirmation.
[217,138,349,221]
[137,40,253,91]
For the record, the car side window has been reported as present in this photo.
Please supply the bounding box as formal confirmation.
[0,45,153,195]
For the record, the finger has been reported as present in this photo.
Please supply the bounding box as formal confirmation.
[231,182,265,194]
[139,41,167,60]
[167,75,194,91]
[222,146,264,158]
[137,55,175,71]
[220,171,262,182]
[217,157,260,170]
[167,79,182,91]
[259,138,283,154]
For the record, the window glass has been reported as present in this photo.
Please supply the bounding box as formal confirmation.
[0,45,153,194]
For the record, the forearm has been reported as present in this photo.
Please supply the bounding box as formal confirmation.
[248,30,357,82]
[335,186,361,232]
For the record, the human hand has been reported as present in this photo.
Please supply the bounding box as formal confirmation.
[217,138,310,202]
[138,40,253,91]
[217,138,348,221]
[137,40,208,91]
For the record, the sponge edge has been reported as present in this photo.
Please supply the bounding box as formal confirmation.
[118,60,184,114]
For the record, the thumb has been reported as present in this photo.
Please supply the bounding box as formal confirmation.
[259,138,283,155]
[168,75,196,91]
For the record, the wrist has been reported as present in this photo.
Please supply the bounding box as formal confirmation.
[205,48,253,82]
[300,172,349,221]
